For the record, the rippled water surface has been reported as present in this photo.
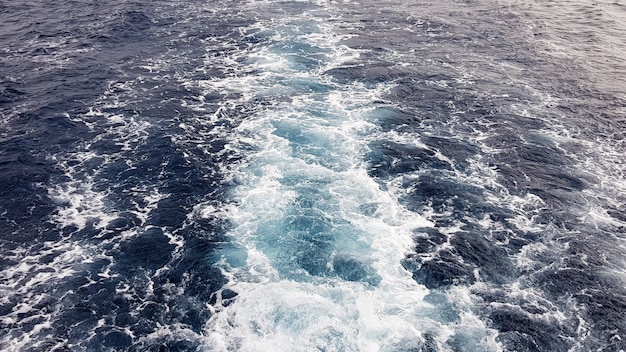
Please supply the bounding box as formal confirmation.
[1,0,625,351]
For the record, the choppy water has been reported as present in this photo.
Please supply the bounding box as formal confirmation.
[1,0,625,351]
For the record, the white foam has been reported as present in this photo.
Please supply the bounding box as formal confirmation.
[205,280,436,352]
[0,240,89,350]
[196,3,501,350]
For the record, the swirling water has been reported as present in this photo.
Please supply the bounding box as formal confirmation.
[1,0,625,351]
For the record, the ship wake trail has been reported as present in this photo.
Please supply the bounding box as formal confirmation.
[199,2,499,351]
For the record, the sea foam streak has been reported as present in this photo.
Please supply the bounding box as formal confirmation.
[198,3,500,351]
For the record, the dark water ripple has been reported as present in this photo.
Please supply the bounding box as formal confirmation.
[0,1,252,350]
[334,0,626,350]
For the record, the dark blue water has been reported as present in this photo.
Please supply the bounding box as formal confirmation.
[1,0,625,351]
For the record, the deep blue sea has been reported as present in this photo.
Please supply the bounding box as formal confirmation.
[1,0,625,351]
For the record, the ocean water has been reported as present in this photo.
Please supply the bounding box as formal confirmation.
[1,0,625,351]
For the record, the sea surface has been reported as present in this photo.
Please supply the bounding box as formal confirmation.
[1,0,625,351]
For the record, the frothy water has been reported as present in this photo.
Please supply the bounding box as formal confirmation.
[1,0,625,351]
[194,11,499,350]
